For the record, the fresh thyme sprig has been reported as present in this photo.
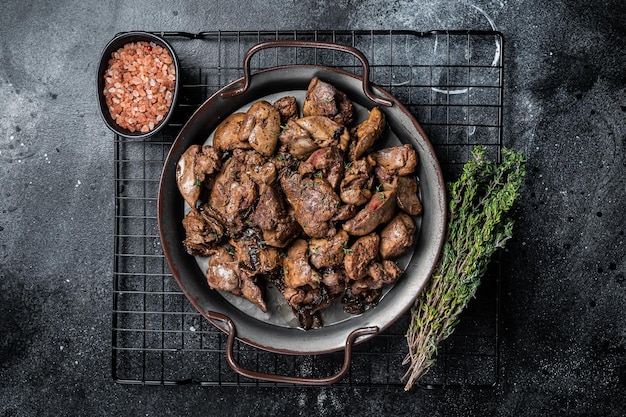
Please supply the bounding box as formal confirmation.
[402,146,526,390]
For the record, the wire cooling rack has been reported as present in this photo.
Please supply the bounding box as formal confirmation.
[112,30,504,388]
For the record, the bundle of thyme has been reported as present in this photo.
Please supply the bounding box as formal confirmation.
[402,146,526,390]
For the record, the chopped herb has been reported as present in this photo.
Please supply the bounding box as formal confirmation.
[341,242,353,255]
[193,176,201,187]
[344,162,352,170]
[315,171,324,179]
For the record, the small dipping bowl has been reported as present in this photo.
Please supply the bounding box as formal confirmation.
[97,31,181,139]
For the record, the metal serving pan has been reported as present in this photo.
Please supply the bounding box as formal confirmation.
[158,40,446,384]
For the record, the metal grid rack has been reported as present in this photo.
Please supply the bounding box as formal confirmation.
[112,30,504,388]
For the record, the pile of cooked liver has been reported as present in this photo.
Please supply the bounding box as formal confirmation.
[176,77,422,329]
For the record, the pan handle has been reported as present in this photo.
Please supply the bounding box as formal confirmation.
[205,310,380,385]
[220,39,393,107]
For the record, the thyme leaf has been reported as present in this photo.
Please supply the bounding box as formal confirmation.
[402,146,526,390]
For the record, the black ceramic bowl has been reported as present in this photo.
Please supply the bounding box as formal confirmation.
[97,31,180,139]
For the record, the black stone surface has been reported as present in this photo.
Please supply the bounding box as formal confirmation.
[1,1,625,415]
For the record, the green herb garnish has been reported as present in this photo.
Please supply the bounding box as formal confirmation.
[342,241,353,255]
[402,146,526,390]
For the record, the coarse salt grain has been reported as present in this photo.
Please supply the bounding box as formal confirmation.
[103,41,175,133]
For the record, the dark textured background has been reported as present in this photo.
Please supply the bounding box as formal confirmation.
[1,1,625,415]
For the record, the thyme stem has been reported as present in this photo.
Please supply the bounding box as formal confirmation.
[402,146,526,390]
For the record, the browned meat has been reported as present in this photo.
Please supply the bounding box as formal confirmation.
[367,262,387,283]
[181,205,225,256]
[278,116,351,158]
[255,246,283,274]
[261,210,301,248]
[213,112,251,153]
[229,230,282,274]
[273,96,299,124]
[332,204,356,221]
[238,149,278,186]
[266,255,329,330]
[368,260,403,284]
[379,213,416,259]
[280,171,341,238]
[342,278,383,314]
[322,269,347,297]
[298,146,345,190]
[250,186,285,231]
[344,245,403,314]
[239,272,268,312]
[339,159,374,206]
[342,190,397,236]
[295,116,351,152]
[196,146,222,178]
[283,239,322,288]
[302,77,354,127]
[229,230,256,269]
[176,145,202,208]
[345,259,403,313]
[206,247,240,292]
[282,285,328,310]
[374,166,396,191]
[308,230,349,269]
[349,107,386,161]
[278,119,320,160]
[206,247,267,312]
[382,260,403,282]
[367,144,418,177]
[271,253,333,329]
[281,285,328,329]
[208,153,258,235]
[176,145,222,208]
[251,185,300,248]
[272,150,298,170]
[176,77,422,326]
[350,276,384,293]
[239,101,281,156]
[396,175,423,216]
[344,233,380,281]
